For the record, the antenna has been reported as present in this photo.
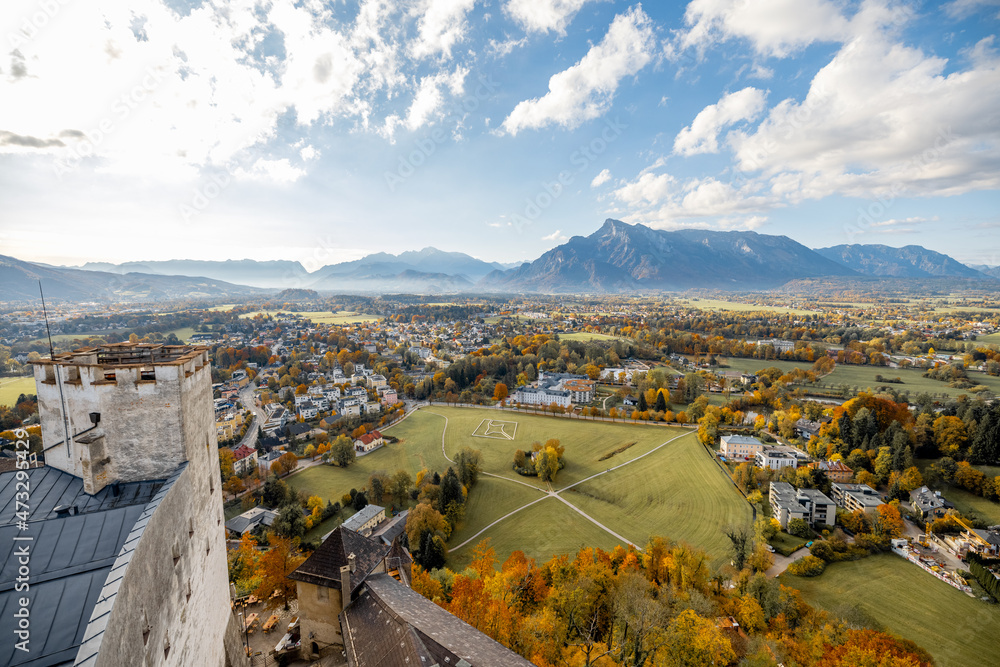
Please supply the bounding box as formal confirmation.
[40,281,74,457]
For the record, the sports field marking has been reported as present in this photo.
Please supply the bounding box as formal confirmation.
[471,418,518,440]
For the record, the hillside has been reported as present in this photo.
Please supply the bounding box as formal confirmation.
[479,219,856,292]
[815,244,994,279]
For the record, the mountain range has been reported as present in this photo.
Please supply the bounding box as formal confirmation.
[3,220,995,302]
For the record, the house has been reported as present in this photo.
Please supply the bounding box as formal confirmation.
[285,422,312,441]
[379,388,399,405]
[755,448,798,470]
[769,482,835,528]
[297,401,319,419]
[719,435,764,459]
[367,374,387,389]
[561,378,596,404]
[363,401,381,415]
[224,506,278,536]
[512,385,571,408]
[831,483,884,513]
[258,449,283,474]
[288,527,532,665]
[910,486,953,519]
[808,459,853,483]
[369,510,409,546]
[341,505,386,537]
[354,430,384,453]
[231,442,258,476]
[795,418,823,439]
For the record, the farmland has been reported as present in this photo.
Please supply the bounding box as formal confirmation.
[238,310,380,324]
[0,376,35,406]
[285,406,749,570]
[558,332,623,342]
[820,364,1000,397]
[781,554,1000,667]
[679,298,819,316]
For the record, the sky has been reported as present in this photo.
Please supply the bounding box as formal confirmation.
[1,0,999,270]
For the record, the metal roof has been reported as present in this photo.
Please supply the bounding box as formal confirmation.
[0,466,170,667]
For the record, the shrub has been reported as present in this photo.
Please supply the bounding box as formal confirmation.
[787,518,812,538]
[787,555,826,577]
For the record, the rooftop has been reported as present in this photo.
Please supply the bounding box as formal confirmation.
[342,505,385,533]
[32,342,209,369]
[289,526,390,592]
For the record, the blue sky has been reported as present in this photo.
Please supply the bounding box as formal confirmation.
[1,0,998,269]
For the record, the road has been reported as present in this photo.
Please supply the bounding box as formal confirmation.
[237,382,265,450]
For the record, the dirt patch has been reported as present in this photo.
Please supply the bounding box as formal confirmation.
[598,441,637,461]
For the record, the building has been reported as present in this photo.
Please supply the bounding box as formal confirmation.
[831,483,884,513]
[561,378,596,404]
[341,505,386,537]
[719,435,764,459]
[795,418,823,439]
[755,448,798,470]
[289,527,532,665]
[512,385,571,408]
[808,459,853,483]
[910,486,953,519]
[231,442,258,476]
[369,510,409,546]
[12,343,245,667]
[224,506,278,536]
[354,430,384,453]
[769,482,835,528]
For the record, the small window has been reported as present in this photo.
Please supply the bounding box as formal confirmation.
[104,371,117,382]
[189,518,195,539]
[163,637,170,660]
[172,544,181,567]
[140,368,156,381]
[142,612,151,645]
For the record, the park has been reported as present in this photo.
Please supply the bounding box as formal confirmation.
[286,405,751,569]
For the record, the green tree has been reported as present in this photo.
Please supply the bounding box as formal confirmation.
[262,474,289,507]
[331,434,356,467]
[272,502,306,539]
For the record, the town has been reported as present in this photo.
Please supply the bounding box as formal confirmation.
[2,291,999,667]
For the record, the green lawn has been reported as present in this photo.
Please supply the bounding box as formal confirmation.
[710,357,816,375]
[238,310,381,324]
[679,298,819,316]
[976,332,1000,345]
[913,459,1000,525]
[563,433,751,567]
[821,364,1000,397]
[447,497,623,571]
[558,332,623,342]
[165,327,197,342]
[0,376,36,406]
[781,554,1000,667]
[769,531,810,556]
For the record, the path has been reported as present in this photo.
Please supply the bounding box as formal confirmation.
[425,407,695,552]
[766,546,810,578]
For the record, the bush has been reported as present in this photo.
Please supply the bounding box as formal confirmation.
[787,518,812,538]
[787,555,826,577]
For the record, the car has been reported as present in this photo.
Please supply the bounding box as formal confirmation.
[806,541,814,547]
[765,545,775,553]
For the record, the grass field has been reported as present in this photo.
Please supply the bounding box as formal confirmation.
[239,310,380,324]
[977,332,1000,345]
[769,531,810,556]
[165,327,197,342]
[564,433,751,567]
[824,364,1000,397]
[711,357,816,375]
[286,406,749,569]
[781,554,1000,667]
[0,376,36,406]
[913,459,1000,525]
[559,332,623,342]
[679,298,819,316]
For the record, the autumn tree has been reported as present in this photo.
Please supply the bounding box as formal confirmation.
[661,609,736,667]
[223,475,245,500]
[219,448,235,479]
[331,434,356,467]
[494,382,509,402]
[252,534,306,611]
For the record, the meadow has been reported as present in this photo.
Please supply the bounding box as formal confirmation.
[976,332,1000,345]
[711,357,816,375]
[781,554,1000,667]
[821,364,1000,397]
[558,332,623,343]
[0,376,36,406]
[678,298,819,316]
[238,310,380,324]
[285,406,750,570]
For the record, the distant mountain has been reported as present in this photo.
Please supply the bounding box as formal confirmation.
[306,247,501,288]
[479,219,856,293]
[77,259,309,288]
[966,264,1000,280]
[814,244,995,280]
[1,255,266,303]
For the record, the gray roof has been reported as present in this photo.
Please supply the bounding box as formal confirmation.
[0,466,169,667]
[224,507,278,535]
[721,435,762,445]
[342,505,385,533]
[370,511,408,546]
[342,573,534,667]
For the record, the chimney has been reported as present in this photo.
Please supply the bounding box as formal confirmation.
[348,552,356,573]
[339,565,352,610]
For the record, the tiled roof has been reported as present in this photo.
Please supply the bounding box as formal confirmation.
[342,574,534,667]
[289,527,389,592]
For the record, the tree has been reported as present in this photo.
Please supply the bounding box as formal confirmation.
[218,448,235,479]
[654,390,668,413]
[303,443,316,459]
[723,523,753,571]
[252,534,306,611]
[455,447,482,487]
[406,502,449,549]
[439,467,464,514]
[933,415,968,457]
[390,470,413,505]
[331,434,356,467]
[787,518,811,538]
[223,475,245,499]
[276,451,298,476]
[262,474,289,507]
[872,503,905,538]
[272,502,306,539]
[352,490,368,511]
[494,382,508,402]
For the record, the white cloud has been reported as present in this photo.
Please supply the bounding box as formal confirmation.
[729,31,1000,200]
[590,168,611,187]
[678,0,853,58]
[410,0,477,60]
[234,158,306,183]
[613,171,674,206]
[944,0,1000,19]
[501,6,655,135]
[673,87,766,156]
[504,0,599,35]
[542,229,568,241]
[300,145,319,160]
